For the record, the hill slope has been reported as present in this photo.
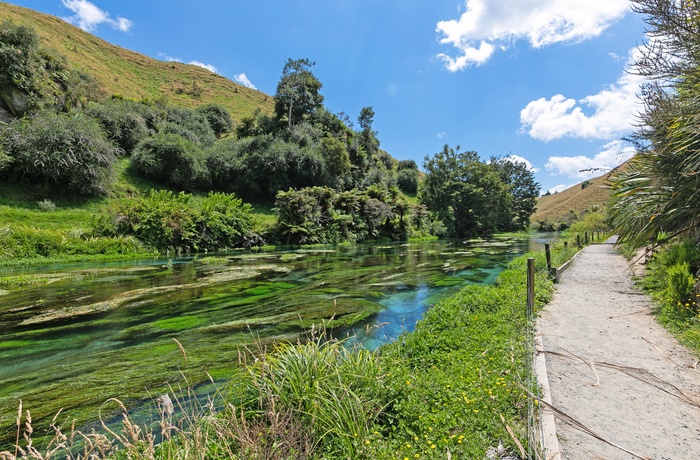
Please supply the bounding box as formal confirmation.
[0,2,274,121]
[531,170,616,225]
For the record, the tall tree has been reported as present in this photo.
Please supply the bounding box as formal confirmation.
[419,145,509,237]
[489,156,540,231]
[357,106,379,167]
[274,58,324,130]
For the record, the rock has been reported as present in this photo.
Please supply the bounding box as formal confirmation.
[0,83,32,118]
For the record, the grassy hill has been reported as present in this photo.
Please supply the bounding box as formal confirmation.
[531,169,618,226]
[0,2,274,121]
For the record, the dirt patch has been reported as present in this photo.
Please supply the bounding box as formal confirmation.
[538,244,700,459]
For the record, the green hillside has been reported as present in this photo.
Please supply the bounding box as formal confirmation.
[0,2,274,121]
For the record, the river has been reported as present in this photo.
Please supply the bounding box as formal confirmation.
[0,235,553,445]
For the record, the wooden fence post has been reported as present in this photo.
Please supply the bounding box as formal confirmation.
[545,243,552,278]
[527,258,535,312]
[576,235,581,248]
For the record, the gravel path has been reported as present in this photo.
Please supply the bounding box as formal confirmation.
[538,244,700,460]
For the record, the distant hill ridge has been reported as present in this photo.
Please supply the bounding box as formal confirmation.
[531,166,622,226]
[0,2,274,121]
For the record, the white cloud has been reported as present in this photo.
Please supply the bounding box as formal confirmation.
[62,0,132,32]
[545,140,636,179]
[436,132,446,138]
[190,61,218,73]
[506,154,539,172]
[234,73,257,90]
[436,0,630,70]
[547,184,570,194]
[519,49,645,142]
[159,53,181,63]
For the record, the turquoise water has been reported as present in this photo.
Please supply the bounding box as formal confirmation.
[0,236,553,445]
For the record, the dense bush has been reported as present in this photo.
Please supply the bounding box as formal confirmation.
[93,189,256,251]
[198,192,256,250]
[1,111,118,196]
[164,106,216,147]
[0,20,42,95]
[396,168,418,194]
[196,103,232,138]
[131,133,208,190]
[86,100,152,154]
[272,186,415,245]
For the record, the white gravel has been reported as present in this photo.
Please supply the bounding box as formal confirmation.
[538,244,700,460]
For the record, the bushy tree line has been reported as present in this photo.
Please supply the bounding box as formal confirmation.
[272,186,441,245]
[419,145,539,237]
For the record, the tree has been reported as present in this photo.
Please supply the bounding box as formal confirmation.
[609,0,700,247]
[357,106,379,165]
[419,145,510,237]
[274,58,324,130]
[197,103,233,138]
[489,156,540,231]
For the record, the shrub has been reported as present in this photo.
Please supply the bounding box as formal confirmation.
[665,261,696,318]
[205,137,251,193]
[1,111,118,196]
[0,20,41,93]
[198,192,255,250]
[196,103,232,137]
[37,199,56,212]
[94,189,199,251]
[163,106,216,146]
[86,100,151,154]
[131,133,208,190]
[93,190,257,251]
[397,168,418,194]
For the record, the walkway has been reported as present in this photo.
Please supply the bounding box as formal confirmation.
[537,244,700,460]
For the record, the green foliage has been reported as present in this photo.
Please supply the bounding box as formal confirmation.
[419,145,518,237]
[0,224,145,260]
[274,58,324,129]
[248,335,383,444]
[665,262,696,317]
[86,99,153,154]
[642,239,700,325]
[93,189,256,251]
[131,133,208,191]
[490,156,540,231]
[0,20,41,93]
[272,186,417,245]
[397,168,418,194]
[609,1,700,248]
[36,199,55,212]
[198,192,255,250]
[568,211,608,234]
[319,136,352,188]
[1,111,118,196]
[196,103,232,138]
[163,106,216,147]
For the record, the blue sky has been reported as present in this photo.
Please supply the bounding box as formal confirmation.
[6,0,648,194]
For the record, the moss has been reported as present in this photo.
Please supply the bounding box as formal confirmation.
[152,315,206,331]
